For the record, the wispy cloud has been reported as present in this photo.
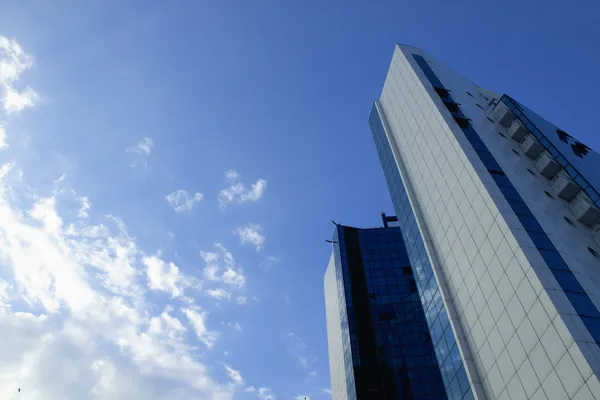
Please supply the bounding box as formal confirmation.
[0,165,231,398]
[218,169,267,209]
[201,244,246,288]
[4,85,40,113]
[236,296,247,305]
[295,396,311,400]
[234,223,265,251]
[285,332,313,370]
[205,288,231,301]
[322,388,332,396]
[244,386,276,400]
[53,173,66,184]
[143,255,190,298]
[260,255,281,271]
[181,308,219,348]
[78,196,91,218]
[166,189,204,213]
[0,35,254,400]
[224,364,244,386]
[0,36,40,114]
[125,137,154,169]
[0,125,7,149]
[228,322,242,332]
[298,357,308,368]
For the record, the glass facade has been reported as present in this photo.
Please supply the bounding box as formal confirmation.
[369,105,472,400]
[411,54,600,346]
[325,233,356,400]
[325,224,447,400]
[500,95,600,207]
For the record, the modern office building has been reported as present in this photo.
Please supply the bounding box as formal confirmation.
[368,44,600,399]
[324,217,448,400]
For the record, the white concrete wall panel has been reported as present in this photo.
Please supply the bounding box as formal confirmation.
[377,44,600,399]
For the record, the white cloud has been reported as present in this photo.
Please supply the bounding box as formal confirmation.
[205,288,231,301]
[148,307,187,339]
[166,189,204,213]
[0,164,234,399]
[260,255,281,271]
[181,308,219,348]
[298,357,308,368]
[0,36,255,400]
[125,137,154,169]
[53,173,66,184]
[224,364,243,386]
[224,170,239,181]
[322,388,331,396]
[308,371,317,377]
[233,223,265,251]
[240,179,267,202]
[78,196,91,218]
[127,136,153,156]
[218,169,266,209]
[228,322,242,332]
[0,125,6,149]
[222,268,246,287]
[285,332,313,370]
[143,255,189,298]
[244,386,275,400]
[4,85,40,113]
[295,396,310,400]
[201,244,246,288]
[236,296,247,305]
[0,36,40,114]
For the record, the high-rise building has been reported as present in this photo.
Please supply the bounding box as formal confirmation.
[368,44,600,399]
[324,217,448,400]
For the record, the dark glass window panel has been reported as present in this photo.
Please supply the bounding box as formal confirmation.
[491,174,512,187]
[455,365,470,395]
[499,185,524,202]
[566,293,600,318]
[538,250,570,271]
[507,199,533,217]
[517,215,543,233]
[455,117,470,129]
[580,317,600,343]
[552,270,584,294]
[528,231,556,250]
[479,152,502,171]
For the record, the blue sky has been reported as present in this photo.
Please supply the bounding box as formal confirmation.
[0,1,599,399]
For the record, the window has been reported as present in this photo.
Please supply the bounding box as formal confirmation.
[476,104,484,110]
[454,116,470,129]
[544,191,555,200]
[445,102,460,114]
[564,217,575,226]
[527,168,536,176]
[553,270,583,293]
[435,87,450,100]
[512,149,521,156]
[466,92,474,97]
[566,292,600,317]
[589,247,599,258]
